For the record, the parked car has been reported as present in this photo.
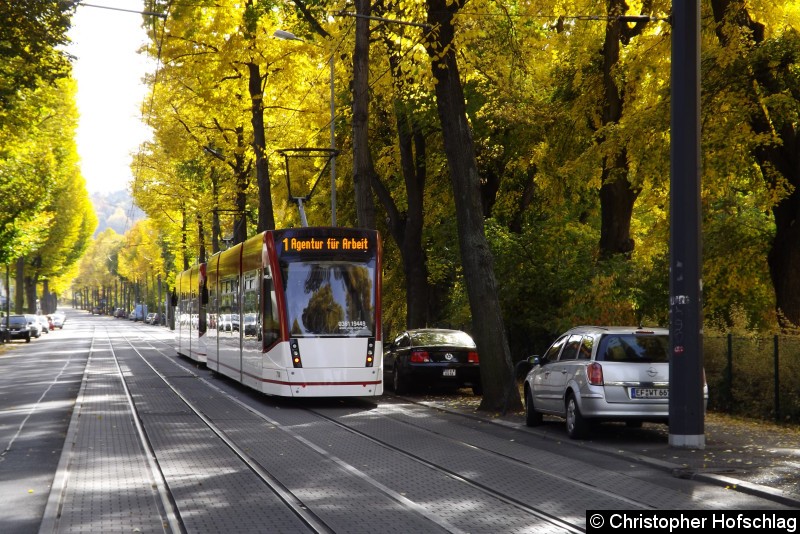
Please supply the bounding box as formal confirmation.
[113,308,127,318]
[132,303,147,322]
[4,315,32,342]
[51,312,65,329]
[384,328,482,395]
[38,315,51,333]
[145,312,156,324]
[523,326,708,439]
[24,314,42,338]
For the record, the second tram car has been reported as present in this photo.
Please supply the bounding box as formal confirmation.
[174,227,382,397]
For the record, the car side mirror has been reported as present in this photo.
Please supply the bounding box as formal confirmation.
[528,355,542,366]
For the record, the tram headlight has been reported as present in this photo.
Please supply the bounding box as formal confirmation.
[365,338,376,367]
[290,339,302,368]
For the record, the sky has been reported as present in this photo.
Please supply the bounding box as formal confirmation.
[68,1,155,195]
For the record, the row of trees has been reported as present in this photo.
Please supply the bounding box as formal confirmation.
[2,0,790,413]
[71,222,168,315]
[123,0,798,411]
[0,2,96,315]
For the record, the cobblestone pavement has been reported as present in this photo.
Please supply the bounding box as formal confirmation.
[419,391,800,506]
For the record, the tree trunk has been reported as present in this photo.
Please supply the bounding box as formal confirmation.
[599,151,637,256]
[597,2,641,258]
[233,126,249,244]
[24,274,36,313]
[211,169,221,254]
[398,114,429,329]
[248,62,275,233]
[181,206,189,271]
[197,213,206,264]
[426,0,522,413]
[710,0,800,327]
[370,47,433,330]
[760,124,800,326]
[351,0,376,229]
[372,98,432,330]
[15,257,23,313]
[42,279,51,314]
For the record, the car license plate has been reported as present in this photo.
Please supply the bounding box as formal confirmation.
[631,388,668,399]
[442,368,456,377]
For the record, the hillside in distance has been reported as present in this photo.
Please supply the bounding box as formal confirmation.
[91,189,144,237]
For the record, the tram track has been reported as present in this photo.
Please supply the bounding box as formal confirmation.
[304,405,588,532]
[32,314,795,534]
[114,330,334,534]
[122,327,591,533]
[105,328,183,534]
[108,323,791,532]
[343,395,655,509]
[122,332,478,533]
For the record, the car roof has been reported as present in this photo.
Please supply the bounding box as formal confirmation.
[404,328,469,335]
[565,325,669,336]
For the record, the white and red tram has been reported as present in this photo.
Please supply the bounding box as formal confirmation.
[174,227,383,397]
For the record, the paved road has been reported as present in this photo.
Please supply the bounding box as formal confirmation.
[0,313,89,533]
[0,309,796,534]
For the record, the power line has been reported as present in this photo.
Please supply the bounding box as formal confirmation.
[78,2,167,19]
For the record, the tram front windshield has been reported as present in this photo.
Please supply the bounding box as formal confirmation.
[281,259,376,338]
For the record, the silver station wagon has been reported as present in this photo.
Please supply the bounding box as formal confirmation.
[523,326,707,439]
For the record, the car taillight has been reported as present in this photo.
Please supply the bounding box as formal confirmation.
[467,351,479,363]
[410,350,430,363]
[587,362,604,385]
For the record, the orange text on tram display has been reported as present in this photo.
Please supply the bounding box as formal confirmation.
[282,237,369,252]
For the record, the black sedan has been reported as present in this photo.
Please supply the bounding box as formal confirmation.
[384,328,482,395]
[3,315,32,343]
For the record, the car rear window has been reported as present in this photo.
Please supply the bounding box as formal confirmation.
[597,334,669,363]
[411,331,475,348]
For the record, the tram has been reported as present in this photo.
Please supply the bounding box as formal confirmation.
[174,227,383,397]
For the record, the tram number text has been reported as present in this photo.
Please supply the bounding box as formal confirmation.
[338,320,367,329]
[283,237,369,252]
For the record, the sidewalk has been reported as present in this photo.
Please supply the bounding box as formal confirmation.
[421,397,800,508]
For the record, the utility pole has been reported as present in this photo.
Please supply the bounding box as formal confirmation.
[669,0,705,449]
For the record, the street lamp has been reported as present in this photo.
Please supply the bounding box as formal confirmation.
[273,30,337,227]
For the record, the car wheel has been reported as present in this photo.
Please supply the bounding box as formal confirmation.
[565,393,589,439]
[25,334,31,343]
[392,366,408,395]
[525,387,543,427]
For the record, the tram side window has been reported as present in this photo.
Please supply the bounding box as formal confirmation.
[181,291,189,328]
[242,270,260,342]
[262,268,279,347]
[208,286,218,331]
[219,276,238,333]
[190,289,198,330]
